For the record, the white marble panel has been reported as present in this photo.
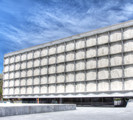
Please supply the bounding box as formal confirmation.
[66,84,74,93]
[66,42,74,51]
[76,50,85,60]
[86,36,96,47]
[76,83,85,92]
[110,30,121,42]
[86,82,96,92]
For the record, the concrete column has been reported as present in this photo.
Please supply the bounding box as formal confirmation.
[121,28,125,90]
[59,98,62,104]
[96,34,98,91]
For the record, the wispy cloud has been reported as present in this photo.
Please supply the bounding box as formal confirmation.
[1,0,133,73]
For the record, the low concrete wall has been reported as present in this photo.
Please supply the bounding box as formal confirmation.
[0,104,76,117]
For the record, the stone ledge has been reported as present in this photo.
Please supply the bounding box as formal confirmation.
[0,104,76,117]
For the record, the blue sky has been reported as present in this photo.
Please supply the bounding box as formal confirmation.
[0,0,133,73]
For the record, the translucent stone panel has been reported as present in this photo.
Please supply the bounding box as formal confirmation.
[4,58,9,64]
[125,66,133,77]
[66,63,74,72]
[4,66,9,72]
[123,27,133,39]
[27,52,33,59]
[3,88,8,95]
[76,72,85,81]
[66,52,74,61]
[21,79,26,86]
[27,61,33,68]
[3,81,8,87]
[57,64,64,73]
[86,82,96,92]
[33,86,40,94]
[20,87,26,94]
[87,71,96,81]
[98,45,108,56]
[27,87,32,94]
[66,73,74,82]
[125,79,133,90]
[27,78,32,85]
[34,50,40,58]
[57,74,65,83]
[124,40,133,52]
[15,55,20,62]
[110,43,122,54]
[111,68,122,78]
[41,48,47,56]
[86,36,96,47]
[98,57,108,68]
[57,54,65,63]
[57,44,65,53]
[49,56,56,64]
[98,81,109,91]
[98,69,109,80]
[111,80,122,91]
[76,61,85,70]
[34,68,40,76]
[21,62,26,69]
[86,59,96,69]
[49,46,56,55]
[27,69,32,77]
[49,75,56,84]
[21,54,26,61]
[49,66,55,74]
[41,86,47,93]
[66,84,74,93]
[66,42,74,51]
[15,79,19,86]
[10,72,14,79]
[41,67,47,75]
[76,50,85,60]
[21,70,26,77]
[9,80,14,87]
[76,83,85,92]
[34,59,40,67]
[57,84,65,93]
[4,73,9,80]
[9,88,14,95]
[34,77,40,85]
[41,76,47,84]
[10,56,15,63]
[98,33,108,45]
[86,48,96,58]
[111,55,122,66]
[110,30,121,42]
[49,85,56,93]
[15,63,20,70]
[124,53,133,64]
[14,87,19,94]
[76,39,85,49]
[41,58,47,66]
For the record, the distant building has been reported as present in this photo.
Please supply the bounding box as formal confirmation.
[3,20,133,105]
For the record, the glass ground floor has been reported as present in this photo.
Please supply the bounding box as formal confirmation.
[15,97,129,107]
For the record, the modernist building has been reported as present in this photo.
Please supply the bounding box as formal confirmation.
[3,20,133,105]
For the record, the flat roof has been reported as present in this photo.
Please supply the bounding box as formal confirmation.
[4,19,133,58]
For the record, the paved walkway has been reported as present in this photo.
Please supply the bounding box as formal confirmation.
[1,107,133,120]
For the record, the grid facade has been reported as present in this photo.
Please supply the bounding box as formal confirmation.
[3,21,133,98]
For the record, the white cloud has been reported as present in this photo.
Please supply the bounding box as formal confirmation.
[1,1,133,50]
